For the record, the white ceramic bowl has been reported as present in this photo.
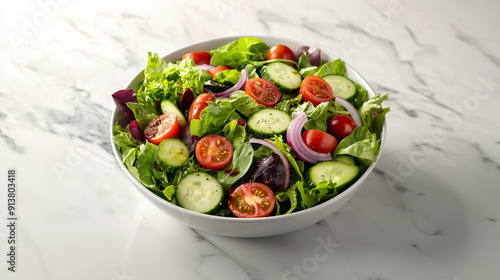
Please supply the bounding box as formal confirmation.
[110,35,386,238]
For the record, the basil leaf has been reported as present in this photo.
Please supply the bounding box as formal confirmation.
[218,142,254,188]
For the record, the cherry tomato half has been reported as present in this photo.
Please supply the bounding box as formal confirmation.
[144,113,180,145]
[196,135,233,170]
[228,182,275,218]
[182,51,211,65]
[328,115,356,141]
[245,78,281,107]
[208,66,231,78]
[302,129,338,154]
[188,93,214,122]
[299,76,333,107]
[266,44,297,67]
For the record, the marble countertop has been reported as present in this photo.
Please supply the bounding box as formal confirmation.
[1,0,499,279]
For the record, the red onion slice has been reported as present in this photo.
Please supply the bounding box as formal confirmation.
[249,138,290,190]
[214,69,248,98]
[286,112,332,164]
[335,97,363,127]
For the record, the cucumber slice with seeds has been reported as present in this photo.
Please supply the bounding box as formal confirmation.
[155,138,189,170]
[322,75,356,100]
[261,62,302,93]
[248,108,291,138]
[176,172,224,214]
[333,155,356,165]
[306,161,360,192]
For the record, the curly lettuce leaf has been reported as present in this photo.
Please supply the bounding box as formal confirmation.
[358,93,390,138]
[275,181,298,215]
[274,94,302,114]
[126,102,158,132]
[135,54,211,107]
[179,59,212,95]
[113,123,141,150]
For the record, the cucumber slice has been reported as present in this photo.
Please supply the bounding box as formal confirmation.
[248,108,291,138]
[333,155,356,165]
[306,161,360,192]
[155,138,189,170]
[260,62,302,93]
[322,75,356,100]
[160,100,187,126]
[176,172,224,214]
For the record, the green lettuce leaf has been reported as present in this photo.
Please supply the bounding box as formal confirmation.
[297,51,318,77]
[275,182,298,215]
[210,37,269,69]
[315,59,346,77]
[135,54,211,107]
[358,93,390,138]
[274,94,302,114]
[163,185,176,202]
[291,101,334,132]
[172,156,211,186]
[294,181,319,209]
[134,52,171,106]
[334,126,380,165]
[215,90,265,118]
[180,62,212,95]
[190,101,241,137]
[352,84,368,108]
[135,142,158,188]
[245,64,259,79]
[221,119,247,151]
[126,102,158,131]
[213,69,241,85]
[113,123,141,150]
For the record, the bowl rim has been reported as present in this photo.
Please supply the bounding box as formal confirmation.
[110,35,387,224]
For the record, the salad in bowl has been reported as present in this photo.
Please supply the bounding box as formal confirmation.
[110,36,389,236]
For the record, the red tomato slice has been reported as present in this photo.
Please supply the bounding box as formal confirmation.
[208,66,231,78]
[229,183,275,218]
[328,115,356,141]
[144,113,180,145]
[266,44,297,67]
[302,129,337,154]
[188,93,214,122]
[299,76,333,107]
[196,135,233,169]
[245,78,281,107]
[181,51,211,65]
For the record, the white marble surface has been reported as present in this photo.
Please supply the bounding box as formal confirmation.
[1,0,499,279]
